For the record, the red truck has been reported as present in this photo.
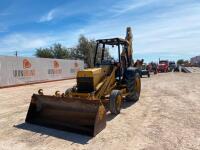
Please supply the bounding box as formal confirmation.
[157,60,169,72]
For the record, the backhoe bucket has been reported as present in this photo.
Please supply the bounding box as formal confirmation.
[25,94,106,136]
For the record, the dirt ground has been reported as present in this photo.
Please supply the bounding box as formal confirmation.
[0,72,200,150]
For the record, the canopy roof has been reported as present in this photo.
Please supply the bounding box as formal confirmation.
[96,38,129,46]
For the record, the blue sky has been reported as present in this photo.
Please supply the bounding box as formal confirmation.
[0,0,200,62]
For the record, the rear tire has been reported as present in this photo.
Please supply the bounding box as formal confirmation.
[109,90,122,115]
[125,70,141,102]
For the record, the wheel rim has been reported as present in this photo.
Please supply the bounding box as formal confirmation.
[135,76,141,94]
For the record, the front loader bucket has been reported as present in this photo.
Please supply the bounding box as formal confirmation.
[25,94,106,136]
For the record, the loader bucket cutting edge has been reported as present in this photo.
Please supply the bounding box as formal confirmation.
[25,94,106,136]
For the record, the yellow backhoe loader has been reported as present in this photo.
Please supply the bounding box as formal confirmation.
[25,27,141,136]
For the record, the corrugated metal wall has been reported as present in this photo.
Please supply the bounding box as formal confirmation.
[0,56,84,87]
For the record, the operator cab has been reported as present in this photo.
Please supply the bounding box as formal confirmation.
[94,38,130,81]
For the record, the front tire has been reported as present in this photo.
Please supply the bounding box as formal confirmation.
[109,90,122,115]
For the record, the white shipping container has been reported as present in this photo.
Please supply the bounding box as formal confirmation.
[0,56,84,87]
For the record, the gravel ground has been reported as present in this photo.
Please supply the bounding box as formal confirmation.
[0,72,200,150]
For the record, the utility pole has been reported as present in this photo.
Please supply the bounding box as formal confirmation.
[15,51,18,57]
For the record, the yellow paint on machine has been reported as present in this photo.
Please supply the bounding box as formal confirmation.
[77,68,104,90]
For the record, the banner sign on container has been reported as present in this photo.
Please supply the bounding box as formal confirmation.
[0,56,84,87]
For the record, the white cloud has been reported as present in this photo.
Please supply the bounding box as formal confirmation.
[0,29,82,53]
[133,3,200,55]
[39,9,56,22]
[38,3,89,23]
[75,1,200,59]
[0,34,53,51]
[110,0,157,15]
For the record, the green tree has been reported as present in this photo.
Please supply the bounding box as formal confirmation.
[35,43,70,59]
[35,48,54,58]
[177,59,184,65]
[51,43,70,59]
[74,35,110,67]
[70,47,84,60]
[76,35,96,67]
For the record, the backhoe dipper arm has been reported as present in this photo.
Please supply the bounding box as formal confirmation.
[121,27,133,67]
[125,27,133,66]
